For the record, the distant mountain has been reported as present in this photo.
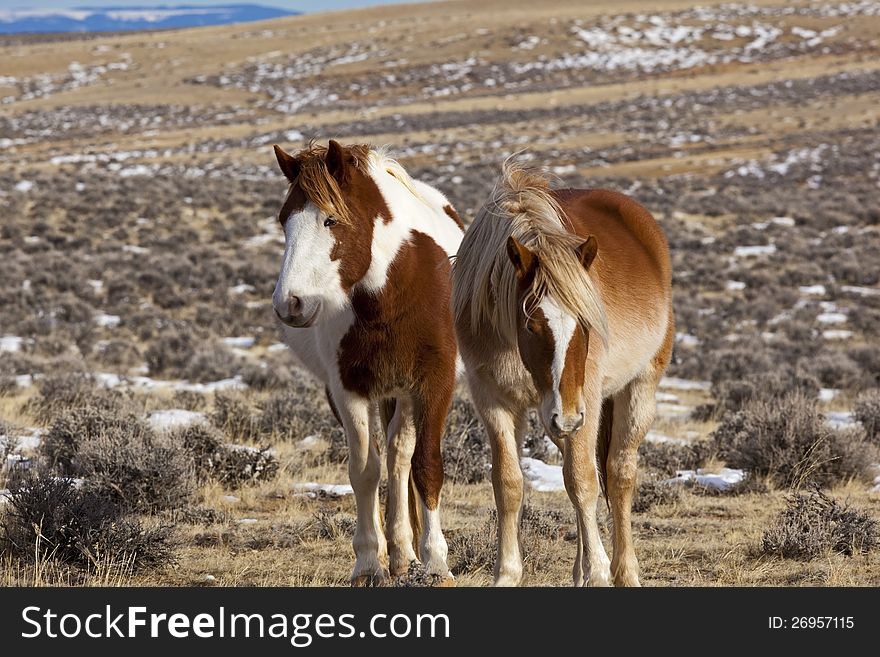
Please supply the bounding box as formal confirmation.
[0,4,298,34]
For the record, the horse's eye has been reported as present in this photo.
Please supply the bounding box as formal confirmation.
[323,217,337,228]
[525,320,538,334]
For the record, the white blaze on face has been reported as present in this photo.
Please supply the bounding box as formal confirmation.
[272,200,348,318]
[539,296,577,416]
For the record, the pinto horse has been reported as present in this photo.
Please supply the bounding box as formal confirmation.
[452,160,674,586]
[271,140,463,585]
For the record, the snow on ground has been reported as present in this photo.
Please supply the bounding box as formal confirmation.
[659,377,710,392]
[645,431,687,445]
[0,336,24,353]
[675,332,700,347]
[726,280,746,291]
[229,283,255,295]
[663,468,745,491]
[520,456,565,492]
[94,312,121,328]
[799,284,826,296]
[267,342,288,353]
[825,411,858,430]
[733,244,777,257]
[146,409,208,432]
[818,388,840,402]
[1,428,44,453]
[655,391,680,404]
[94,372,247,393]
[817,312,847,324]
[822,329,853,340]
[292,482,354,499]
[841,285,880,297]
[222,336,255,349]
[297,435,324,449]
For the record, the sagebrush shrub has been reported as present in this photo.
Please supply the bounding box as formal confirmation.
[43,407,194,512]
[713,392,877,487]
[761,489,878,559]
[0,475,174,570]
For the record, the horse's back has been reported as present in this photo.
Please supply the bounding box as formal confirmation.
[552,188,672,291]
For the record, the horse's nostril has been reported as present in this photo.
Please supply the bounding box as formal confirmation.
[573,412,585,430]
[287,294,302,316]
[551,413,562,432]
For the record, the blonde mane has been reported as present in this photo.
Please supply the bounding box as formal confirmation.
[452,159,609,346]
[291,141,426,225]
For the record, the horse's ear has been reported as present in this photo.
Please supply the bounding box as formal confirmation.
[273,145,300,181]
[326,139,348,184]
[576,235,598,270]
[506,236,538,284]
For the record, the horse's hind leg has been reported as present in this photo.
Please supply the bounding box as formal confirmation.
[385,397,419,577]
[335,390,389,586]
[564,381,612,587]
[411,386,454,580]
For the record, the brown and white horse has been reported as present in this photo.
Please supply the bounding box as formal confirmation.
[452,160,674,586]
[271,140,463,585]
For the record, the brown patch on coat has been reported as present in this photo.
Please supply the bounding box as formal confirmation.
[337,230,457,509]
[443,204,464,229]
[278,183,307,226]
[515,305,553,395]
[560,327,587,415]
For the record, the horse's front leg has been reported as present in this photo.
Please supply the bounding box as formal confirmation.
[563,385,612,587]
[471,381,526,586]
[334,389,389,586]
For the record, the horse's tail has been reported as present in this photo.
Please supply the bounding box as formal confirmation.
[379,398,422,559]
[596,397,614,509]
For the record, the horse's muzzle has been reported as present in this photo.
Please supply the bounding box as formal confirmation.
[274,300,321,328]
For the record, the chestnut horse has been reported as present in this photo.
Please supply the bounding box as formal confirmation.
[271,140,463,585]
[451,160,674,586]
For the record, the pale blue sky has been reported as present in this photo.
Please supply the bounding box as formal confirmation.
[0,1,431,12]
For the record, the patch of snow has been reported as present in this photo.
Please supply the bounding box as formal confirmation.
[520,457,565,493]
[297,435,324,449]
[0,336,24,353]
[675,332,700,347]
[822,329,853,340]
[663,468,745,491]
[223,336,255,349]
[825,411,857,430]
[799,284,826,296]
[14,180,34,192]
[655,392,680,404]
[237,518,259,525]
[818,388,840,402]
[645,431,687,445]
[660,377,710,392]
[267,342,288,353]
[734,244,776,257]
[147,409,207,432]
[841,285,880,297]
[222,495,240,503]
[229,283,255,295]
[293,482,354,499]
[94,312,121,328]
[15,374,33,388]
[726,280,746,291]
[817,312,847,324]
